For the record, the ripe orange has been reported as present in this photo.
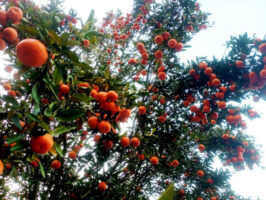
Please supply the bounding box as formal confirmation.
[196,170,204,177]
[0,160,3,175]
[98,121,111,134]
[198,144,205,152]
[158,116,166,123]
[171,160,179,167]
[137,43,145,51]
[103,140,113,149]
[3,27,18,41]
[7,7,23,23]
[90,89,98,98]
[0,39,6,50]
[68,151,77,159]
[98,181,107,191]
[198,62,207,70]
[235,60,244,68]
[150,156,159,165]
[204,67,212,75]
[77,82,90,89]
[154,35,164,45]
[259,43,266,54]
[212,78,221,87]
[96,92,107,104]
[130,137,140,147]
[0,10,7,26]
[162,32,171,40]
[16,39,48,67]
[167,39,177,48]
[128,58,137,65]
[260,69,266,78]
[60,84,69,94]
[158,72,166,80]
[107,90,118,102]
[120,136,130,147]
[87,116,99,129]
[174,42,183,52]
[155,50,163,60]
[30,134,54,154]
[51,160,61,169]
[93,135,101,143]
[157,65,165,73]
[138,106,146,115]
[217,101,226,109]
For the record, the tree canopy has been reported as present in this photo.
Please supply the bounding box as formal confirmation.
[0,0,265,199]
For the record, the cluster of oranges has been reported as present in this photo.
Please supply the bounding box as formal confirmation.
[0,6,23,50]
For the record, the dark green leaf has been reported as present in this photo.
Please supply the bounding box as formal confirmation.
[7,134,25,145]
[10,143,26,151]
[53,126,76,136]
[55,109,85,122]
[54,143,64,157]
[2,95,19,109]
[12,114,21,130]
[38,161,46,178]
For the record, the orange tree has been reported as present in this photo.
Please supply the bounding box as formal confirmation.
[0,0,265,199]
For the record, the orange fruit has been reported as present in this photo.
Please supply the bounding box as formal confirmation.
[158,72,166,80]
[150,156,159,165]
[196,170,204,177]
[30,134,53,154]
[0,10,7,26]
[128,58,137,65]
[137,43,145,51]
[174,42,183,52]
[98,121,111,134]
[120,136,130,147]
[0,39,6,50]
[130,137,140,147]
[103,140,113,149]
[235,60,244,68]
[93,135,101,143]
[260,69,266,78]
[154,35,164,45]
[198,144,205,152]
[90,89,98,98]
[107,90,118,102]
[212,78,221,87]
[198,62,207,70]
[51,160,61,169]
[167,39,177,48]
[96,92,107,104]
[88,116,99,129]
[204,67,212,75]
[68,151,77,159]
[158,116,166,123]
[0,160,4,175]
[3,27,18,42]
[157,65,165,73]
[154,50,163,60]
[162,31,171,40]
[77,82,90,89]
[16,39,48,67]
[98,182,107,191]
[7,7,23,23]
[171,160,179,167]
[60,84,69,94]
[259,43,266,54]
[138,106,146,115]
[217,101,226,109]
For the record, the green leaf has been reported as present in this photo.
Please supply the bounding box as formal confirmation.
[38,121,50,131]
[38,161,46,178]
[15,25,39,36]
[12,114,21,130]
[84,30,103,38]
[32,84,41,106]
[55,109,85,122]
[43,73,59,100]
[44,102,58,117]
[10,143,25,151]
[158,184,175,200]
[54,143,64,157]
[53,66,61,85]
[2,95,19,109]
[47,30,61,44]
[52,126,76,136]
[10,166,16,177]
[7,134,25,145]
[56,64,67,82]
[25,113,38,121]
[66,51,79,62]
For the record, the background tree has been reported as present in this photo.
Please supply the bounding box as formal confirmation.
[0,0,265,199]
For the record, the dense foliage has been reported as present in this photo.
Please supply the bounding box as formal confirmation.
[0,0,265,199]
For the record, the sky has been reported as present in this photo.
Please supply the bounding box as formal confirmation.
[1,0,266,199]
